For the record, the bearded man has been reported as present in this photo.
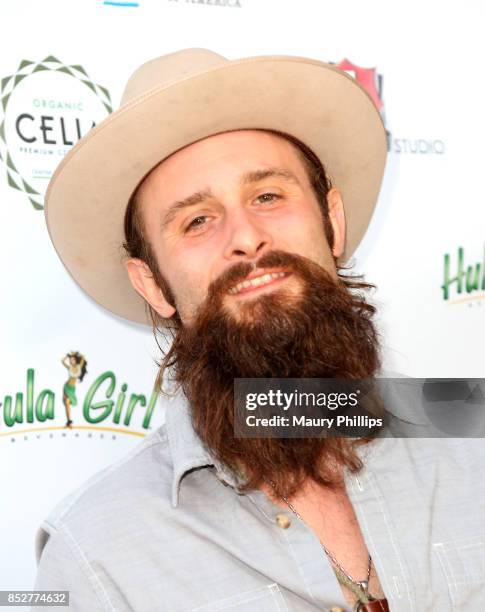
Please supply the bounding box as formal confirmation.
[34,50,485,612]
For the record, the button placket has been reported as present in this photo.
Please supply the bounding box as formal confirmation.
[245,489,349,609]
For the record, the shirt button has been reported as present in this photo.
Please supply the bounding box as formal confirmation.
[275,513,291,529]
[329,607,345,612]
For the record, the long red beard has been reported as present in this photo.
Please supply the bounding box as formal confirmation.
[162,250,381,498]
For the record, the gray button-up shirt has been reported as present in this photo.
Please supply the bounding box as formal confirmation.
[34,386,485,611]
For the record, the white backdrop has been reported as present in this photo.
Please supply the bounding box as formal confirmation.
[1,0,484,596]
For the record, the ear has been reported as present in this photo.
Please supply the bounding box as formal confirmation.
[124,258,176,319]
[326,188,346,258]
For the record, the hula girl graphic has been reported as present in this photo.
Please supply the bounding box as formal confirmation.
[61,351,88,428]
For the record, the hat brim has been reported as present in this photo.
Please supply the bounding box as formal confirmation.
[45,56,387,326]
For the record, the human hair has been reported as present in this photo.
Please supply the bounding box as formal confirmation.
[68,351,88,382]
[122,129,337,331]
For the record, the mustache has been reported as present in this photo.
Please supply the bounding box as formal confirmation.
[207,249,323,298]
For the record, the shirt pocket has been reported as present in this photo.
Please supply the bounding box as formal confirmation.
[433,534,485,609]
[189,582,288,611]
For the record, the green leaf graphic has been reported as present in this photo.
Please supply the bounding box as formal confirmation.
[56,67,74,76]
[29,197,44,210]
[42,55,61,64]
[22,179,40,195]
[7,171,20,190]
[1,93,10,111]
[18,60,34,70]
[69,64,88,76]
[98,85,111,102]
[1,75,12,92]
[6,152,18,172]
[82,80,96,94]
[14,73,28,86]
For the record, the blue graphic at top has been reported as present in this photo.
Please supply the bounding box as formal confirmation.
[103,1,140,7]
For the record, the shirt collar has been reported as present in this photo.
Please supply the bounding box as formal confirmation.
[165,387,244,508]
[164,372,412,508]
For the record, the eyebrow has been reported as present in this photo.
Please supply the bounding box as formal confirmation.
[161,190,212,230]
[241,167,301,186]
[161,167,301,230]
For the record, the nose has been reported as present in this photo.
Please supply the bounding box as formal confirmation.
[223,208,273,262]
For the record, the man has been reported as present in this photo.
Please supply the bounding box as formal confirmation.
[35,49,485,611]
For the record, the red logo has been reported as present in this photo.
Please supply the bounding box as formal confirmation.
[336,59,384,113]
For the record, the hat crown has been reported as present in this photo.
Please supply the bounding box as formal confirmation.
[120,48,228,105]
[46,48,387,326]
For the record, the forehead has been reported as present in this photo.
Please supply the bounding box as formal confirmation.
[136,130,308,203]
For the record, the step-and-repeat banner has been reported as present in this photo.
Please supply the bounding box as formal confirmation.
[1,0,484,594]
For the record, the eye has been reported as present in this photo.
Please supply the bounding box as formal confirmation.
[184,215,209,233]
[255,192,281,204]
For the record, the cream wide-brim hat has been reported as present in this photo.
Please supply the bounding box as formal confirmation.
[45,48,387,326]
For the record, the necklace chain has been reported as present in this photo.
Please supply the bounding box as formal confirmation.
[267,479,372,604]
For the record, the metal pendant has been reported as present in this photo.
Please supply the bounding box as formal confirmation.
[357,579,369,594]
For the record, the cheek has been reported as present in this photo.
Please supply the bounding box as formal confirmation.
[153,237,205,297]
[156,231,223,317]
[171,269,198,299]
[276,209,333,264]
[166,264,210,310]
